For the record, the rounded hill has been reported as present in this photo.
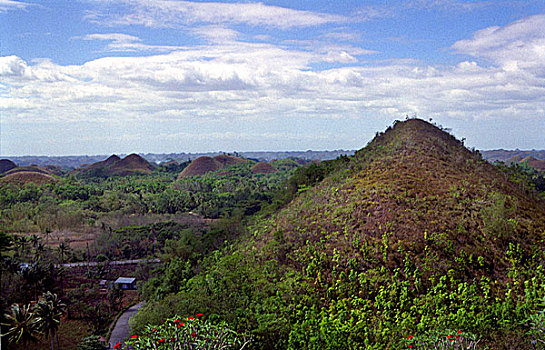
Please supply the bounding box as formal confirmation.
[177,156,223,178]
[251,162,278,174]
[521,156,545,171]
[74,154,154,177]
[177,155,247,179]
[0,159,17,174]
[5,165,53,176]
[108,153,155,176]
[1,171,56,186]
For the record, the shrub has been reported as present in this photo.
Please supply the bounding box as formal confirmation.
[124,314,251,349]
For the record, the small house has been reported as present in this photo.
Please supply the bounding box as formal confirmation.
[113,277,136,290]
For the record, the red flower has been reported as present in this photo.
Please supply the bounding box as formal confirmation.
[131,335,138,339]
[408,346,413,348]
[191,332,197,336]
[458,330,462,334]
[177,322,186,328]
[196,313,204,317]
[407,335,413,340]
[174,319,180,323]
[159,338,165,343]
[188,316,195,320]
[114,342,122,349]
[152,328,157,332]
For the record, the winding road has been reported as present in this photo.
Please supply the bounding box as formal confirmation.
[108,301,145,349]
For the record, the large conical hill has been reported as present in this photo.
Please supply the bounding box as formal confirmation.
[256,118,545,282]
[134,119,545,348]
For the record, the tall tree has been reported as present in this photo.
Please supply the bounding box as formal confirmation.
[17,236,30,262]
[29,234,42,249]
[57,242,69,265]
[0,231,13,253]
[33,292,66,350]
[2,303,41,349]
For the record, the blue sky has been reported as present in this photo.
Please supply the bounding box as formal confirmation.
[1,0,545,156]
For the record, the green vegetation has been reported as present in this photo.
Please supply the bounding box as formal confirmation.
[124,314,250,349]
[2,120,545,349]
[2,292,66,350]
[131,119,545,349]
[0,156,296,349]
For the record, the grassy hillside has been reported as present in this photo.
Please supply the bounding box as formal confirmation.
[134,119,545,349]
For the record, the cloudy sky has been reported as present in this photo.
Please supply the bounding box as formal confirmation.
[1,0,545,156]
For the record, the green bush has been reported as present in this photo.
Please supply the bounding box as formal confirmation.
[123,314,251,350]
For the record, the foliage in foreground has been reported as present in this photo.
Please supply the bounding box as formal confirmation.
[403,329,484,349]
[122,314,250,349]
[1,291,66,350]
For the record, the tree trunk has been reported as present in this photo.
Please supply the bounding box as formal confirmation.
[56,331,60,350]
[50,329,54,350]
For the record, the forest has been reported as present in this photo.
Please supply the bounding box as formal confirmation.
[1,119,545,349]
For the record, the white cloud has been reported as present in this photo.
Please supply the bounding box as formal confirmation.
[79,33,186,52]
[452,14,545,75]
[191,26,240,43]
[0,0,28,12]
[2,15,545,142]
[86,0,346,29]
[408,0,493,11]
[351,0,491,22]
[82,33,141,42]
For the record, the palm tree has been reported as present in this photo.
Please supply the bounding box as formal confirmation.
[17,236,30,262]
[57,242,69,265]
[29,234,42,253]
[2,303,41,349]
[29,234,42,248]
[34,242,45,261]
[44,228,52,247]
[33,292,66,350]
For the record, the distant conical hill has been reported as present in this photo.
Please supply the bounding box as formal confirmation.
[258,118,545,282]
[4,165,53,176]
[1,171,56,185]
[108,153,155,176]
[177,155,247,178]
[75,154,154,177]
[521,156,545,171]
[0,159,17,174]
[251,162,278,174]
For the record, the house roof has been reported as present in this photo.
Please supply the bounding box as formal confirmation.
[114,277,136,284]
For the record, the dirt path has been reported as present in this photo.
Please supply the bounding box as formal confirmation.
[108,301,145,349]
[59,258,160,268]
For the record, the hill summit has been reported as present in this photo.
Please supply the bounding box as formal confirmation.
[177,155,247,178]
[76,153,155,177]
